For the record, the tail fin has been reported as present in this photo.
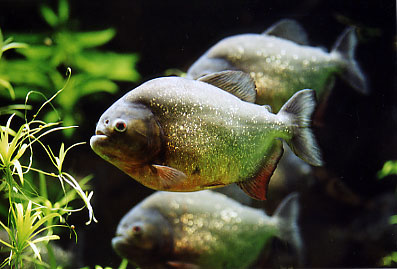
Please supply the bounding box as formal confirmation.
[331,27,369,94]
[278,89,323,166]
[273,193,303,265]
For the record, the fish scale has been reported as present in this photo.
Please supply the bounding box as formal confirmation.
[140,78,282,183]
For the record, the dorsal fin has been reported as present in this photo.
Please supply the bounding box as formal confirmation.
[198,71,257,103]
[263,19,309,45]
[237,140,284,200]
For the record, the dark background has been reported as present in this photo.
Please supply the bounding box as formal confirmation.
[1,0,396,267]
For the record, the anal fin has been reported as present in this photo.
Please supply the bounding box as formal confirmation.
[237,140,284,200]
[167,261,201,269]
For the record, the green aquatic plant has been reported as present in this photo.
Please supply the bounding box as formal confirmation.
[0,29,27,100]
[377,160,397,179]
[0,0,140,136]
[0,201,61,267]
[0,70,96,268]
[377,160,397,266]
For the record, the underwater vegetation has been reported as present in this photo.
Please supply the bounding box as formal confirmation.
[0,0,140,137]
[0,72,96,267]
[1,0,395,268]
[0,0,139,267]
[378,160,397,266]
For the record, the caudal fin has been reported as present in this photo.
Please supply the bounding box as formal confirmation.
[278,89,323,166]
[273,193,303,265]
[331,27,369,94]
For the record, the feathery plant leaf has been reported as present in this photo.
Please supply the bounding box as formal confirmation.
[0,65,96,267]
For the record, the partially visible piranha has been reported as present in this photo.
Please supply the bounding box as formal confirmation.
[90,71,322,200]
[112,190,302,269]
[186,19,368,111]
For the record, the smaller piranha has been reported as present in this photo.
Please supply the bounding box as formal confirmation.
[112,190,302,269]
[186,19,368,111]
[90,71,322,200]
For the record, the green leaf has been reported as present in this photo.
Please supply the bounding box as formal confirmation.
[71,29,116,48]
[79,78,118,95]
[74,50,140,81]
[0,28,3,58]
[43,110,60,124]
[31,235,60,244]
[119,259,129,269]
[58,0,69,24]
[0,77,15,99]
[30,212,62,234]
[27,241,42,261]
[2,42,28,53]
[60,115,76,137]
[0,60,53,89]
[16,45,54,61]
[12,159,24,185]
[377,160,397,179]
[390,215,397,225]
[0,238,12,249]
[40,5,59,28]
[14,143,28,161]
[57,74,118,104]
[0,220,12,241]
[5,32,48,44]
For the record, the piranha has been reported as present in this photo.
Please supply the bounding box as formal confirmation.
[112,190,302,269]
[186,19,368,111]
[90,72,322,200]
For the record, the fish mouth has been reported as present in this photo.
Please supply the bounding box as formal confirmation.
[92,129,108,140]
[112,235,130,252]
[90,129,109,150]
[95,129,107,137]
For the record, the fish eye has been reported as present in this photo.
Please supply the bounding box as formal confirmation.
[132,225,142,235]
[114,120,127,133]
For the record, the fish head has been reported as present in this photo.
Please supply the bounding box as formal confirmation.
[90,100,163,168]
[112,206,173,264]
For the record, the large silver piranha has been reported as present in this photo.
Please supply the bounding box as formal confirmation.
[112,190,302,269]
[90,71,322,200]
[186,19,368,111]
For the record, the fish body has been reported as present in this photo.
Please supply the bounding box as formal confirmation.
[90,73,322,200]
[187,19,368,111]
[112,190,301,269]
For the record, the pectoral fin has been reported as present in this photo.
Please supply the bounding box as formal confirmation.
[198,70,257,103]
[151,164,187,189]
[237,140,284,200]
